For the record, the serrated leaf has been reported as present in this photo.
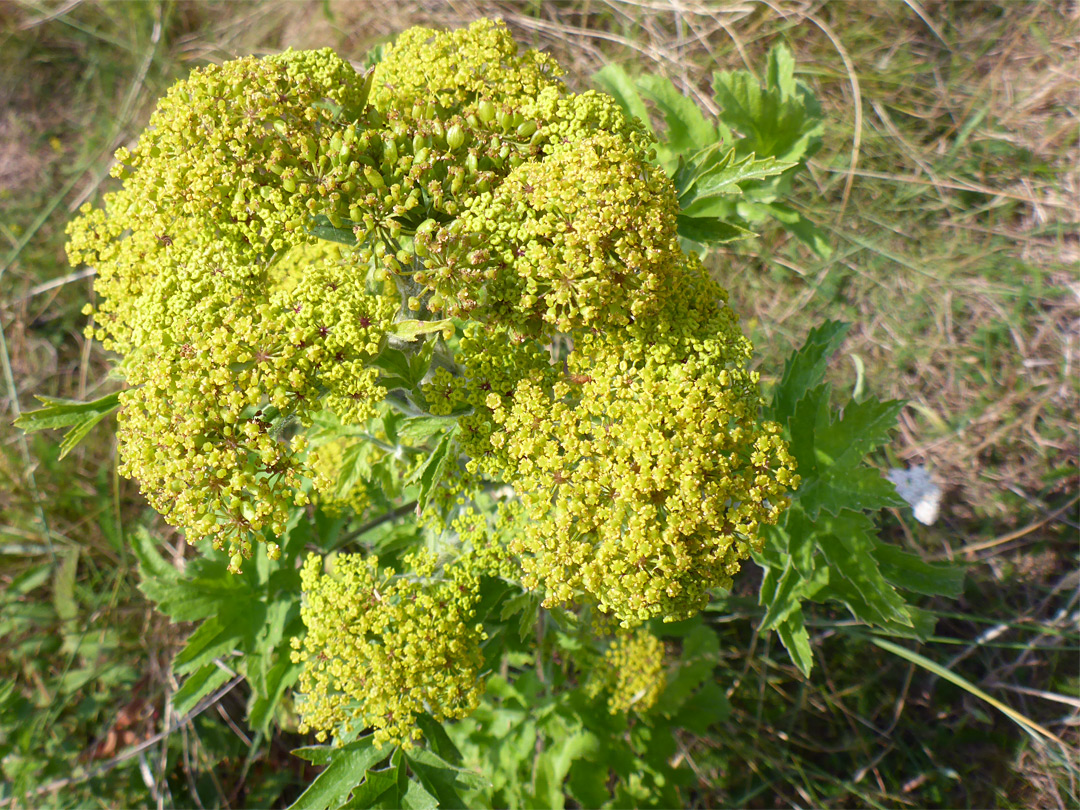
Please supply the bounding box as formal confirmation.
[680,152,795,216]
[372,347,413,383]
[592,64,653,134]
[56,413,109,459]
[173,664,231,716]
[873,544,966,598]
[340,765,400,810]
[15,391,121,459]
[406,748,486,808]
[816,511,911,627]
[409,339,437,384]
[636,74,717,156]
[172,596,264,675]
[776,605,813,676]
[781,502,817,578]
[249,659,302,733]
[801,466,907,518]
[336,443,372,501]
[414,715,463,767]
[131,527,179,583]
[712,46,823,163]
[815,397,905,470]
[765,42,798,100]
[655,622,719,716]
[401,778,438,810]
[759,560,801,631]
[14,391,120,431]
[288,738,387,810]
[676,215,753,245]
[771,321,850,424]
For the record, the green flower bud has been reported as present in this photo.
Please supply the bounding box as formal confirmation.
[446,124,466,150]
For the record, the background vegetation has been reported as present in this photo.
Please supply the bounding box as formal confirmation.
[1,1,1076,807]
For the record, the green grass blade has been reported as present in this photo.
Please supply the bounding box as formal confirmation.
[867,635,1066,746]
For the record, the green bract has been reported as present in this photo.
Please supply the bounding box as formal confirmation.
[67,18,800,746]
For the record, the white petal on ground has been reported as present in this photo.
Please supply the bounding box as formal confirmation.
[886,466,942,525]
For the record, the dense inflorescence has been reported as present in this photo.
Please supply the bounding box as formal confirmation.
[291,551,488,749]
[68,18,799,745]
[587,629,668,715]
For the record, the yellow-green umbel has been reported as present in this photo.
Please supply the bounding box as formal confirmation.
[66,17,802,748]
[488,257,799,626]
[291,551,489,749]
[369,18,563,115]
[587,629,668,715]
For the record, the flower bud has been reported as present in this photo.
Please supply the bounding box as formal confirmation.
[446,124,466,150]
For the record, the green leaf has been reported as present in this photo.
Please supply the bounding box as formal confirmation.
[776,605,813,676]
[782,502,817,578]
[390,319,454,342]
[408,339,437,384]
[500,591,541,644]
[14,391,121,459]
[308,216,357,245]
[679,148,795,216]
[672,680,731,735]
[406,748,486,808]
[676,215,753,245]
[765,42,798,101]
[288,738,388,810]
[759,557,828,631]
[712,43,823,163]
[340,763,401,809]
[173,664,231,716]
[414,715,463,767]
[591,64,653,134]
[784,383,905,518]
[372,347,414,383]
[398,417,454,443]
[567,756,610,809]
[335,443,372,501]
[401,777,439,810]
[816,511,911,627]
[655,621,719,716]
[635,75,716,155]
[771,321,850,424]
[802,465,906,518]
[873,544,966,598]
[14,391,120,431]
[173,615,246,675]
[761,201,833,258]
[249,659,302,733]
[414,427,456,514]
[816,397,905,471]
[131,527,179,584]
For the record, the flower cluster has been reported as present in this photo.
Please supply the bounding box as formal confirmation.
[290,550,488,749]
[586,629,667,715]
[68,17,800,746]
[487,259,798,625]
